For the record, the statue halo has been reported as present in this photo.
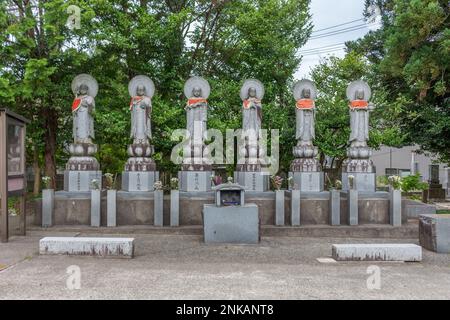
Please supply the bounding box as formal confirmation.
[184,76,210,99]
[71,74,98,97]
[128,75,155,98]
[346,80,371,101]
[293,79,317,100]
[240,79,264,101]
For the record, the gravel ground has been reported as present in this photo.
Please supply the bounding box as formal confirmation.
[0,231,449,300]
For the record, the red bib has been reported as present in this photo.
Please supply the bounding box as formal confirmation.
[296,99,314,109]
[243,99,261,109]
[130,96,144,110]
[350,100,368,108]
[72,98,81,112]
[187,98,207,106]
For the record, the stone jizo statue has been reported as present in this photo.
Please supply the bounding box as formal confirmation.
[130,84,152,145]
[241,82,263,137]
[67,74,99,171]
[126,75,155,163]
[183,76,211,168]
[347,81,375,159]
[296,87,316,146]
[71,75,97,145]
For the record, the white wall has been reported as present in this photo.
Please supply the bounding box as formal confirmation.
[371,145,449,186]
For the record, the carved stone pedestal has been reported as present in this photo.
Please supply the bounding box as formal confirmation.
[122,171,159,192]
[288,171,324,192]
[342,172,376,192]
[179,171,212,192]
[64,170,102,192]
[234,171,270,192]
[342,158,376,192]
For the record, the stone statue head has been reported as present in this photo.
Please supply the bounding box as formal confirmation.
[302,88,311,99]
[136,85,146,96]
[248,87,257,98]
[78,83,89,96]
[192,86,202,98]
[355,89,365,100]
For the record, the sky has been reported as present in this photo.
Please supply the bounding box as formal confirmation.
[295,0,380,80]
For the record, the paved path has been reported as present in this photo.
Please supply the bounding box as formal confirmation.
[1,231,449,299]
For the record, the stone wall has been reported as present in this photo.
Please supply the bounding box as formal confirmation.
[40,190,404,227]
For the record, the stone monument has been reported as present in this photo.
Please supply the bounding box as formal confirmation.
[288,79,324,191]
[178,76,213,192]
[122,75,159,191]
[342,80,376,191]
[426,164,445,199]
[234,79,269,191]
[64,74,102,192]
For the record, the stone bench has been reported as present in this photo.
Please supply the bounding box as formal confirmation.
[39,237,135,258]
[332,244,422,261]
[419,214,450,253]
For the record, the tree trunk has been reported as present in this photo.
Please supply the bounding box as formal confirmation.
[44,108,57,189]
[32,146,41,196]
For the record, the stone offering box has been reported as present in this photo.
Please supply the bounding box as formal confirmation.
[203,183,260,244]
[215,183,245,206]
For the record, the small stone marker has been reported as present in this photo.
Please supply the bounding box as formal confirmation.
[39,237,134,258]
[332,243,422,262]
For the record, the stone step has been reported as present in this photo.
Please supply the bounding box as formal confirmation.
[29,221,418,239]
[39,237,135,258]
[332,243,422,261]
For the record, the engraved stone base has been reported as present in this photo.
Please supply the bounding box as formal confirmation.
[178,171,213,192]
[64,170,102,192]
[288,172,324,192]
[234,171,270,192]
[121,171,159,192]
[342,172,376,192]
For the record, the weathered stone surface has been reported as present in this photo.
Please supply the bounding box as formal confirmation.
[46,191,394,227]
[154,190,163,227]
[419,214,450,253]
[288,172,324,192]
[42,189,54,227]
[332,243,422,261]
[275,190,285,226]
[342,172,375,192]
[90,189,101,227]
[39,237,134,258]
[403,199,436,219]
[389,189,402,226]
[348,190,358,226]
[234,171,270,192]
[64,170,102,192]
[203,204,259,244]
[290,190,301,226]
[107,190,116,227]
[170,190,179,227]
[179,171,212,192]
[330,189,340,226]
[121,171,159,192]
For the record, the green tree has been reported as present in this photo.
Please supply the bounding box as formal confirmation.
[310,51,404,170]
[1,0,313,184]
[348,0,450,164]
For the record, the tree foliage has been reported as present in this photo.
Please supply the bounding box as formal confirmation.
[348,0,450,164]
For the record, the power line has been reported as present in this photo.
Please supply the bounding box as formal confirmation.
[300,48,346,56]
[311,18,365,34]
[309,23,380,40]
[298,42,347,53]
